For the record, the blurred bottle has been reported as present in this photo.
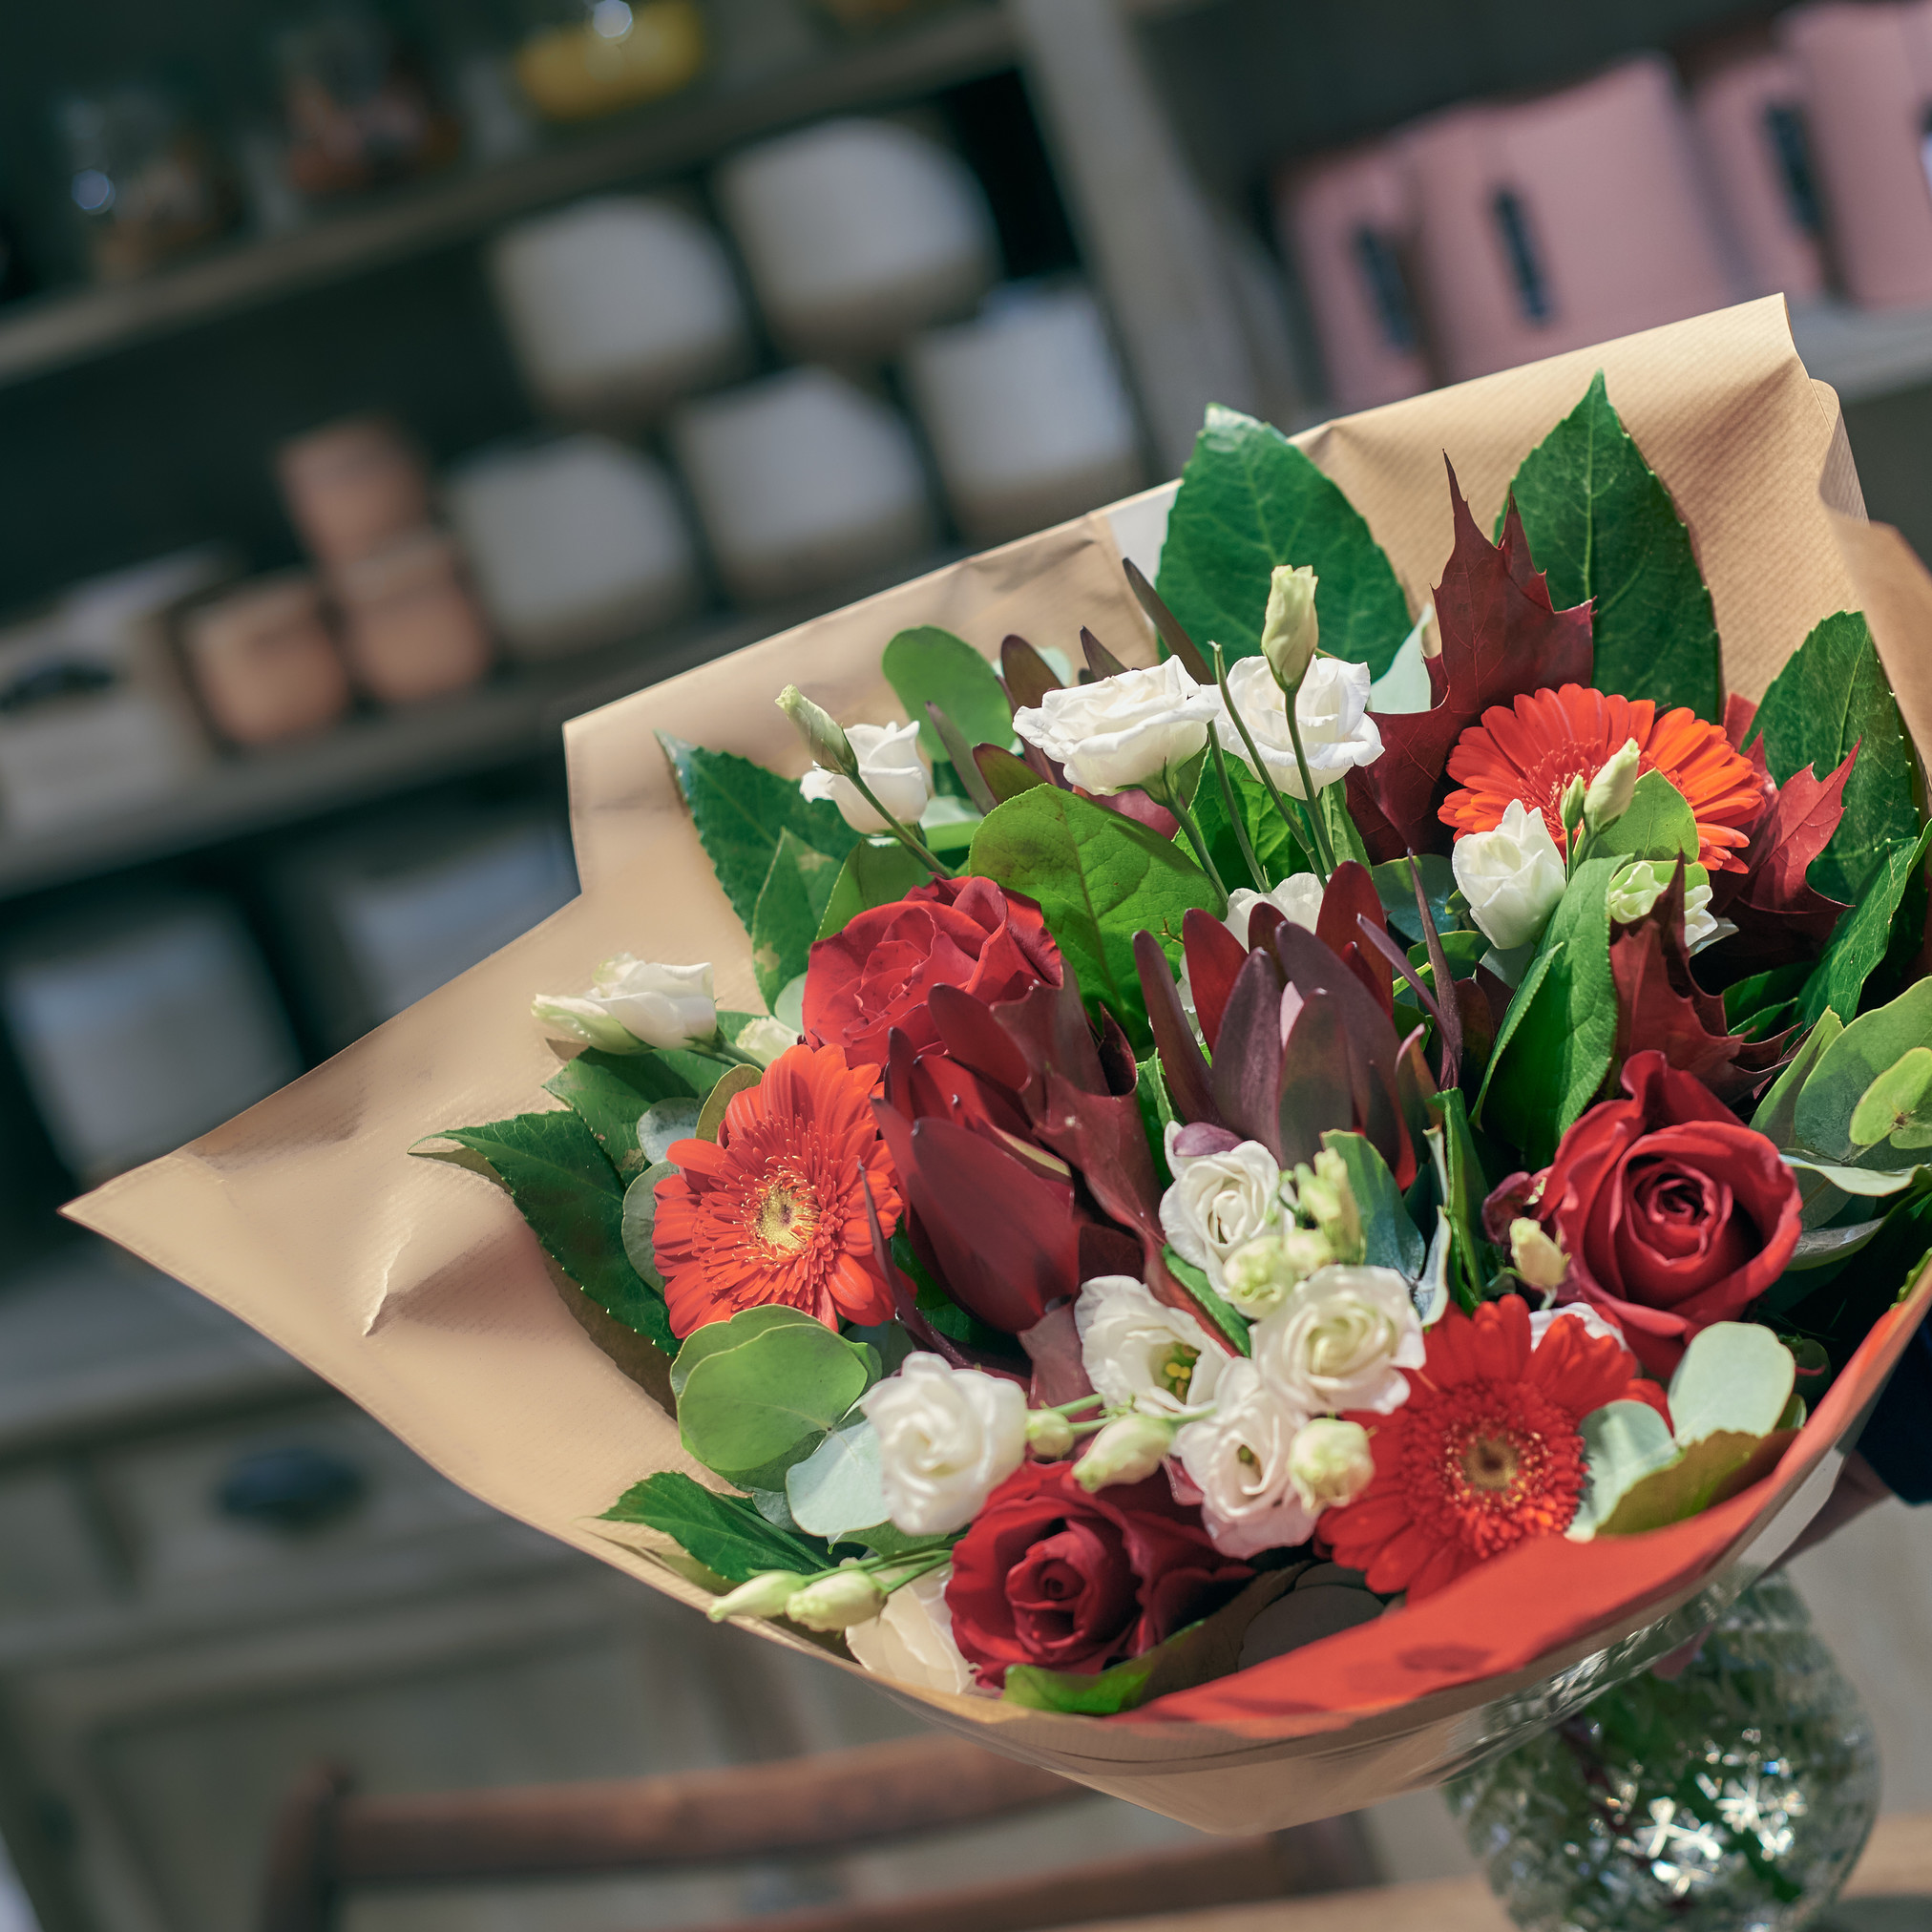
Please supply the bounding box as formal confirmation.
[274,8,461,201]
[57,84,239,282]
[513,0,706,123]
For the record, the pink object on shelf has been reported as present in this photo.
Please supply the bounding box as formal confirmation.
[1275,142,1430,412]
[333,531,493,705]
[1784,2,1932,308]
[276,416,434,569]
[1690,51,1828,302]
[180,573,352,747]
[1398,55,1734,384]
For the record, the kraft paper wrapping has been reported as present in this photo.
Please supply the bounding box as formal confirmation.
[67,298,1932,1832]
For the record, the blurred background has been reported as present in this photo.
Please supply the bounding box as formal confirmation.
[1,1,1932,1927]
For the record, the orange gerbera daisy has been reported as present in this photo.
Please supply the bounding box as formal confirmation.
[1440,684,1761,871]
[653,1042,903,1338]
[1323,1296,1660,1601]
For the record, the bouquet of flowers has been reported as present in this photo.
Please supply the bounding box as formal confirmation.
[74,300,1932,1831]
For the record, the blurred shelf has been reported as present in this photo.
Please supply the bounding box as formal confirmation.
[0,6,1018,393]
[0,550,960,904]
[1791,297,1932,406]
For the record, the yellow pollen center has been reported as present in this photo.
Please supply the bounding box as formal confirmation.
[1462,1436,1521,1493]
[755,1181,818,1255]
[1160,1346,1200,1399]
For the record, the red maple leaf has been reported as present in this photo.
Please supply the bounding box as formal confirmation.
[1706,746,1854,971]
[1347,462,1595,860]
[1612,864,1792,1104]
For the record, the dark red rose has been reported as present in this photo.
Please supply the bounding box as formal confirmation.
[804,876,1061,1067]
[944,1462,1251,1688]
[1497,1050,1802,1376]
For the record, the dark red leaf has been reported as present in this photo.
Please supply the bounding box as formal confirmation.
[1211,949,1290,1156]
[1001,634,1061,710]
[1081,626,1130,679]
[976,743,1048,803]
[1316,860,1394,1018]
[1277,991,1353,1167]
[1348,459,1594,860]
[1123,557,1214,684]
[1724,690,1758,750]
[1135,930,1221,1126]
[1707,747,1853,970]
[1183,907,1249,1051]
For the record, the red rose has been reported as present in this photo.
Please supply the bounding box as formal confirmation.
[1499,1050,1801,1376]
[804,876,1060,1067]
[944,1462,1251,1688]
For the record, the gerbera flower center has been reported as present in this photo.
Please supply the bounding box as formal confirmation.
[1460,1432,1522,1492]
[1410,1379,1588,1560]
[751,1170,820,1255]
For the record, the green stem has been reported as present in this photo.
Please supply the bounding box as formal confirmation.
[1156,771,1228,914]
[1049,1393,1106,1416]
[848,771,954,878]
[1207,722,1268,892]
[1214,643,1330,885]
[1285,691,1337,876]
[685,1037,766,1070]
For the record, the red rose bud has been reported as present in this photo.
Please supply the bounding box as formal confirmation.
[944,1462,1250,1687]
[804,876,1061,1068]
[1496,1050,1801,1376]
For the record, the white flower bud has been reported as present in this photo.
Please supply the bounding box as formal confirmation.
[859,1354,1027,1537]
[776,683,856,775]
[1286,1418,1376,1512]
[1222,1228,1333,1319]
[1024,1408,1076,1459]
[1584,738,1641,833]
[707,1570,808,1622]
[534,956,717,1054]
[1606,859,1732,956]
[733,1015,800,1067]
[1074,1413,1176,1492]
[1291,1149,1365,1267]
[1260,564,1320,690]
[800,720,930,833]
[1560,774,1586,838]
[1509,1218,1569,1292]
[786,1565,888,1631]
[1012,659,1218,795]
[1452,800,1567,953]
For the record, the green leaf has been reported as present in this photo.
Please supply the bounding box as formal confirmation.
[1472,946,1557,1123]
[1752,610,1919,905]
[670,1303,820,1398]
[967,786,1220,1047]
[1319,780,1373,871]
[1793,976,1932,1162]
[1137,1055,1177,1188]
[1593,770,1699,864]
[658,732,860,936]
[1155,404,1411,676]
[1163,1249,1252,1355]
[1373,855,1458,947]
[785,1416,889,1544]
[1501,370,1720,720]
[1667,1321,1796,1444]
[1194,749,1307,889]
[750,830,845,1007]
[1481,857,1621,1164]
[1426,1089,1495,1312]
[1597,1429,1793,1537]
[1724,961,1815,1040]
[695,1063,761,1143]
[416,1110,673,1352]
[620,1160,678,1288]
[1320,1130,1424,1276]
[1796,821,1932,1028]
[675,1306,878,1489]
[544,1051,701,1179]
[1751,1011,1843,1150]
[882,626,1012,766]
[1571,1398,1680,1539]
[600,1471,828,1585]
[1849,1047,1932,1151]
[815,839,933,941]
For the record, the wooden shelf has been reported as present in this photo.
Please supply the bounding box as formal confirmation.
[0,7,1018,392]
[1790,296,1932,405]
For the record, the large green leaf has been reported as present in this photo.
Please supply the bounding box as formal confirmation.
[1751,1011,1843,1150]
[1501,371,1720,720]
[1753,611,1919,905]
[1155,405,1410,675]
[600,1471,829,1585]
[1667,1321,1796,1443]
[1592,770,1699,864]
[658,733,860,936]
[1793,977,1932,1162]
[416,1110,674,1352]
[882,625,1012,766]
[1321,1130,1425,1276]
[544,1051,701,1179]
[1481,857,1621,1165]
[750,830,844,1007]
[675,1305,878,1489]
[1796,820,1932,1028]
[784,1416,890,1544]
[815,839,932,941]
[967,786,1220,1045]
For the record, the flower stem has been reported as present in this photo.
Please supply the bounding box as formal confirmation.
[1213,643,1330,885]
[1158,772,1228,914]
[1207,722,1269,892]
[848,772,954,878]
[685,1037,766,1070]
[1050,1393,1106,1416]
[1285,689,1338,876]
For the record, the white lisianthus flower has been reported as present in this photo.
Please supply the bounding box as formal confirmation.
[1285,1417,1376,1512]
[1012,659,1218,794]
[1159,1124,1284,1291]
[799,719,929,832]
[1227,875,1324,939]
[533,956,716,1054]
[1452,800,1566,953]
[1074,1274,1227,1418]
[859,1353,1028,1536]
[1174,1360,1315,1557]
[1216,654,1382,798]
[1250,1264,1424,1418]
[1528,1303,1630,1353]
[1607,859,1734,956]
[844,1566,982,1694]
[1221,1228,1334,1319]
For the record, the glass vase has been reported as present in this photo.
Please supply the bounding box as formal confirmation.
[1447,1572,1880,1932]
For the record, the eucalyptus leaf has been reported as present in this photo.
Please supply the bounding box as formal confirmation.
[695,1063,761,1143]
[1571,1398,1679,1540]
[1786,1216,1888,1270]
[1596,1429,1791,1537]
[639,1102,700,1166]
[1416,1208,1452,1325]
[670,1304,822,1400]
[1501,370,1720,719]
[1367,606,1433,713]
[882,625,1012,766]
[1155,405,1411,676]
[543,1050,701,1178]
[1848,1047,1932,1151]
[1667,1321,1796,1446]
[1751,1010,1843,1149]
[1794,977,1932,1161]
[785,1415,890,1544]
[620,1159,679,1285]
[1779,1155,1921,1198]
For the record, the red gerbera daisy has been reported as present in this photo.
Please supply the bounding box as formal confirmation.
[653,1042,903,1337]
[1323,1296,1663,1601]
[1440,684,1760,871]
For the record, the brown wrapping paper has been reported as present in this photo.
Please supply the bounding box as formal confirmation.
[66,298,1932,1831]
